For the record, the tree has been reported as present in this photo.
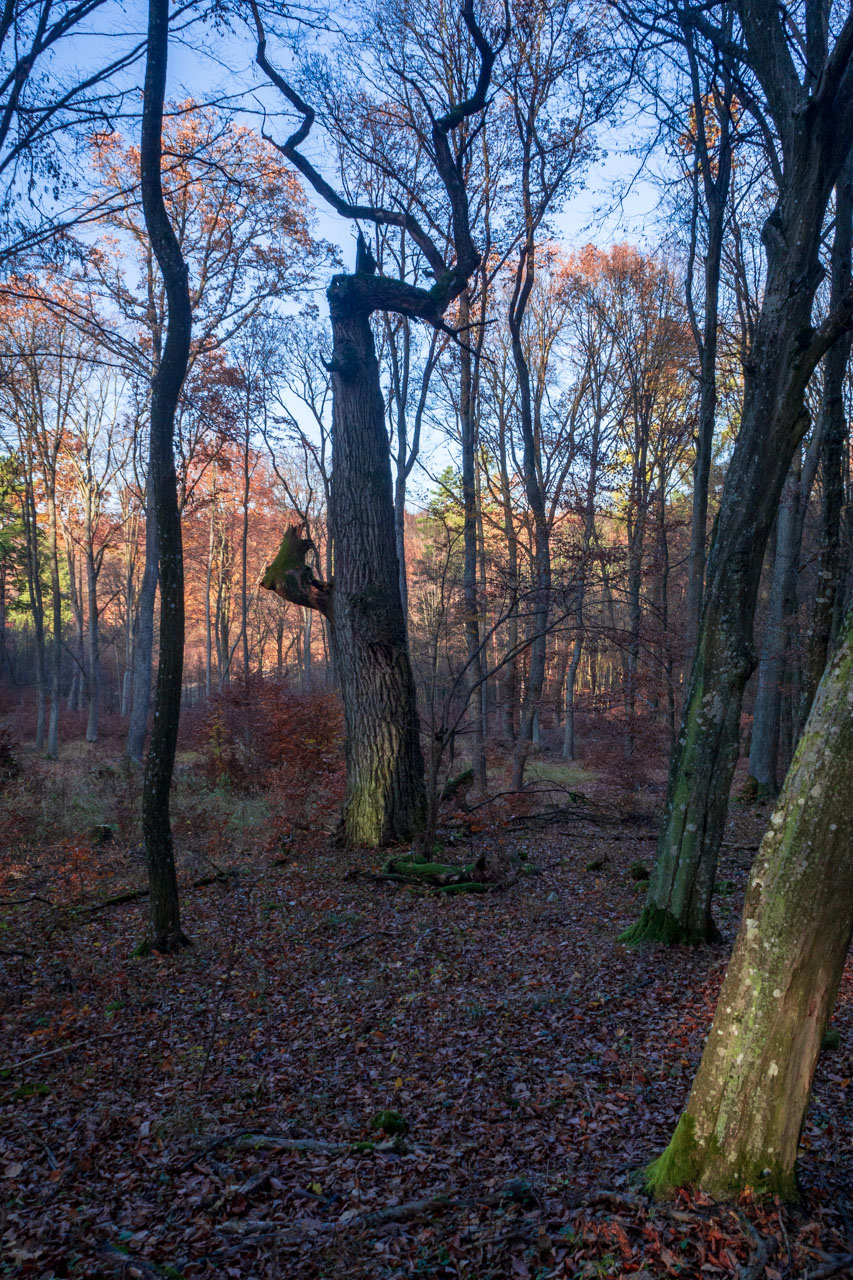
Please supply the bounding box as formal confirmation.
[83,102,326,758]
[253,0,504,846]
[622,0,853,945]
[138,0,192,953]
[0,0,147,261]
[646,603,853,1200]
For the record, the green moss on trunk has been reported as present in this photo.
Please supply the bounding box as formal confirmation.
[619,903,711,946]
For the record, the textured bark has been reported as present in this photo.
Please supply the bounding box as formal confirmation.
[139,0,192,952]
[804,162,853,717]
[624,15,853,944]
[325,296,426,845]
[748,462,801,797]
[647,606,853,1200]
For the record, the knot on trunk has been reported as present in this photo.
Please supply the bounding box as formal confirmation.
[261,523,333,619]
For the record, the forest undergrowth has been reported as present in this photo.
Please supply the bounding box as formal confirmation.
[1,690,851,1279]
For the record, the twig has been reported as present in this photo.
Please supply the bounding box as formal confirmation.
[98,1243,174,1280]
[0,947,32,957]
[0,895,54,906]
[335,928,395,952]
[2,1030,125,1074]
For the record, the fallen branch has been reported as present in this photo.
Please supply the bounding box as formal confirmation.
[2,1030,125,1074]
[216,1178,536,1243]
[180,1131,407,1170]
[336,929,395,952]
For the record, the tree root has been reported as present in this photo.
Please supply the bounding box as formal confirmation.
[216,1178,536,1244]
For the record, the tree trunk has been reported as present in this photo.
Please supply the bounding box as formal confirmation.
[459,289,487,798]
[127,486,157,761]
[21,477,47,749]
[85,517,100,743]
[46,477,61,760]
[623,138,850,945]
[326,290,426,845]
[646,604,853,1200]
[139,0,192,952]
[803,162,853,716]
[510,249,551,792]
[749,460,801,796]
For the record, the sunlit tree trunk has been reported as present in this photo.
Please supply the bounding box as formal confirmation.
[647,605,853,1201]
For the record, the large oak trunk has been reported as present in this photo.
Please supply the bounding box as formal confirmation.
[327,289,426,846]
[646,606,853,1200]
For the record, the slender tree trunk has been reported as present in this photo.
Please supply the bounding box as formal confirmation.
[240,409,251,681]
[127,486,157,761]
[46,478,61,760]
[22,480,47,749]
[510,248,551,791]
[459,289,487,798]
[205,482,215,699]
[139,0,192,952]
[499,419,519,743]
[564,412,602,760]
[683,45,732,670]
[326,290,426,845]
[804,163,853,716]
[65,541,85,714]
[749,462,801,796]
[647,605,853,1200]
[85,517,100,743]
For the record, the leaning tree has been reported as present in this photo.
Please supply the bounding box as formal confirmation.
[620,0,853,944]
[646,603,853,1200]
[254,0,505,846]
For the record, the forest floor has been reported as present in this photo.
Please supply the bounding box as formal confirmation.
[1,709,852,1279]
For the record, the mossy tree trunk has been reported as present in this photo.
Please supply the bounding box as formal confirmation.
[622,12,853,944]
[646,605,853,1201]
[252,0,503,848]
[327,292,427,845]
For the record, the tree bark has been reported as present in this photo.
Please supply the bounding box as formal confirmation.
[646,604,853,1201]
[459,289,487,798]
[326,294,426,845]
[139,0,192,952]
[748,460,801,797]
[127,482,157,762]
[803,161,853,717]
[623,58,853,944]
